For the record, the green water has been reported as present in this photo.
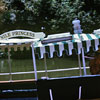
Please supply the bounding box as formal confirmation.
[0,54,91,81]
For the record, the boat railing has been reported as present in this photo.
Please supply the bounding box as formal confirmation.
[0,66,90,82]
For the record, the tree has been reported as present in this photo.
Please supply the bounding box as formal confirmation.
[1,0,100,34]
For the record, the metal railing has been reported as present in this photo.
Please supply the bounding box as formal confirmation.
[0,66,89,76]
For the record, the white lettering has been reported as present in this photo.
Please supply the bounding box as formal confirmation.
[0,30,45,40]
[0,30,35,40]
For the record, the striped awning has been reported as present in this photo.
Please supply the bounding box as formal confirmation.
[0,33,99,58]
[34,34,100,59]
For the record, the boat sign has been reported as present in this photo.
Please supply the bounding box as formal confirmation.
[0,30,45,40]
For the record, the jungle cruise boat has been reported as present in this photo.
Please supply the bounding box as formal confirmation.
[0,28,100,100]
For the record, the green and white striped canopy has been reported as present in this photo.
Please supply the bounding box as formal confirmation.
[34,33,100,59]
[0,33,99,58]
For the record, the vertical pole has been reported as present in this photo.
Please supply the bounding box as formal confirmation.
[78,54,82,76]
[44,53,48,78]
[49,89,53,100]
[31,43,37,80]
[78,86,82,100]
[79,35,86,75]
[81,48,87,75]
[8,49,12,81]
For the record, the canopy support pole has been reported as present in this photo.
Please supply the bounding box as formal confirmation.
[31,43,37,80]
[81,48,87,75]
[8,49,12,81]
[43,53,48,78]
[78,54,82,76]
[78,35,86,75]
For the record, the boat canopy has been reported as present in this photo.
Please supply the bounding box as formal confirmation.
[34,33,100,59]
[0,30,100,59]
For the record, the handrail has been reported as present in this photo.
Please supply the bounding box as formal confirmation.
[0,66,89,76]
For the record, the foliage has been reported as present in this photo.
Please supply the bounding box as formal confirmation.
[1,0,100,34]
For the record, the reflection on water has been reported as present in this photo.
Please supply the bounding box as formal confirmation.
[0,60,4,72]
